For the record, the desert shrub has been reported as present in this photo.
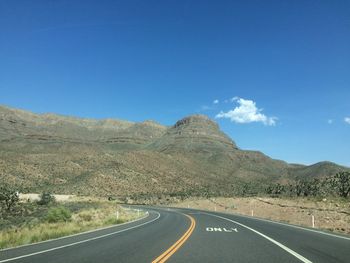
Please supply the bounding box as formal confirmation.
[46,206,71,223]
[265,183,286,196]
[235,182,262,197]
[264,172,350,198]
[0,185,19,212]
[37,192,55,205]
[330,172,350,198]
[292,179,321,197]
[107,196,116,201]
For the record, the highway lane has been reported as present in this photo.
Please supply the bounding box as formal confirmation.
[1,206,349,262]
[167,207,350,263]
[0,209,191,263]
[167,210,302,262]
[207,211,349,263]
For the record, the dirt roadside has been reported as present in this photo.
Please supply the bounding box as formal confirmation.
[19,193,76,202]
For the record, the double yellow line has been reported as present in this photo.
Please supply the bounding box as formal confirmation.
[152,214,196,263]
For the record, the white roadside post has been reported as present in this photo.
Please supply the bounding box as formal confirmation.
[116,210,119,220]
[312,215,315,228]
[251,210,254,217]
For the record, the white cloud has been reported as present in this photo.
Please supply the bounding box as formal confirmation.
[213,99,219,104]
[345,117,350,124]
[328,119,333,124]
[215,97,277,126]
[230,96,239,102]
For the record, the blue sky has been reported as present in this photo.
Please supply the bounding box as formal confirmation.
[0,0,349,166]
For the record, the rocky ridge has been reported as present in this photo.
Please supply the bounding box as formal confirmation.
[0,105,348,197]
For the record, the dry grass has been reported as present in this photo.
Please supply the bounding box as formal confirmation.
[0,203,145,249]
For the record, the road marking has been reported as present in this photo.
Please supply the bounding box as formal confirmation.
[206,227,238,233]
[242,213,350,241]
[152,214,195,263]
[0,212,160,263]
[180,206,350,241]
[202,212,313,263]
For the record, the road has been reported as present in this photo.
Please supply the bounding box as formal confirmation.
[1,206,349,263]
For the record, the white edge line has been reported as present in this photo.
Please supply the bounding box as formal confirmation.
[0,211,160,263]
[247,214,350,241]
[181,206,350,241]
[217,210,350,241]
[1,210,149,252]
[202,212,313,263]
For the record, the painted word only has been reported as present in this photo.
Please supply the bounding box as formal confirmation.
[206,227,238,233]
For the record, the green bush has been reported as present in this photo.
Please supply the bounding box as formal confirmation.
[46,206,71,223]
[0,185,19,211]
[330,172,350,198]
[37,192,55,205]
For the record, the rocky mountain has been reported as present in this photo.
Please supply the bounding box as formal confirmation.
[148,115,237,153]
[0,105,348,198]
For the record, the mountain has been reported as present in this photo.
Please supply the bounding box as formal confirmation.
[148,115,237,153]
[0,105,348,198]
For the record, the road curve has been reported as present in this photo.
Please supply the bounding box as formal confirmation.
[0,206,349,263]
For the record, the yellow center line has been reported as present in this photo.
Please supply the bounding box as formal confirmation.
[152,214,196,263]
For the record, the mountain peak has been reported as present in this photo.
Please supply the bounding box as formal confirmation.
[148,114,237,153]
[173,114,218,129]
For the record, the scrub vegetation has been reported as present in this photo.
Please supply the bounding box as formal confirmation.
[263,172,350,198]
[0,193,144,249]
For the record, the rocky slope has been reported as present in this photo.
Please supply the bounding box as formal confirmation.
[0,105,348,197]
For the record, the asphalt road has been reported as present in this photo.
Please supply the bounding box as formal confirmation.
[1,206,349,263]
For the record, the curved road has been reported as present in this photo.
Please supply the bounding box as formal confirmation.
[1,206,349,262]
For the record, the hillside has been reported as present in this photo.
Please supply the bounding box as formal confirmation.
[0,105,348,198]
